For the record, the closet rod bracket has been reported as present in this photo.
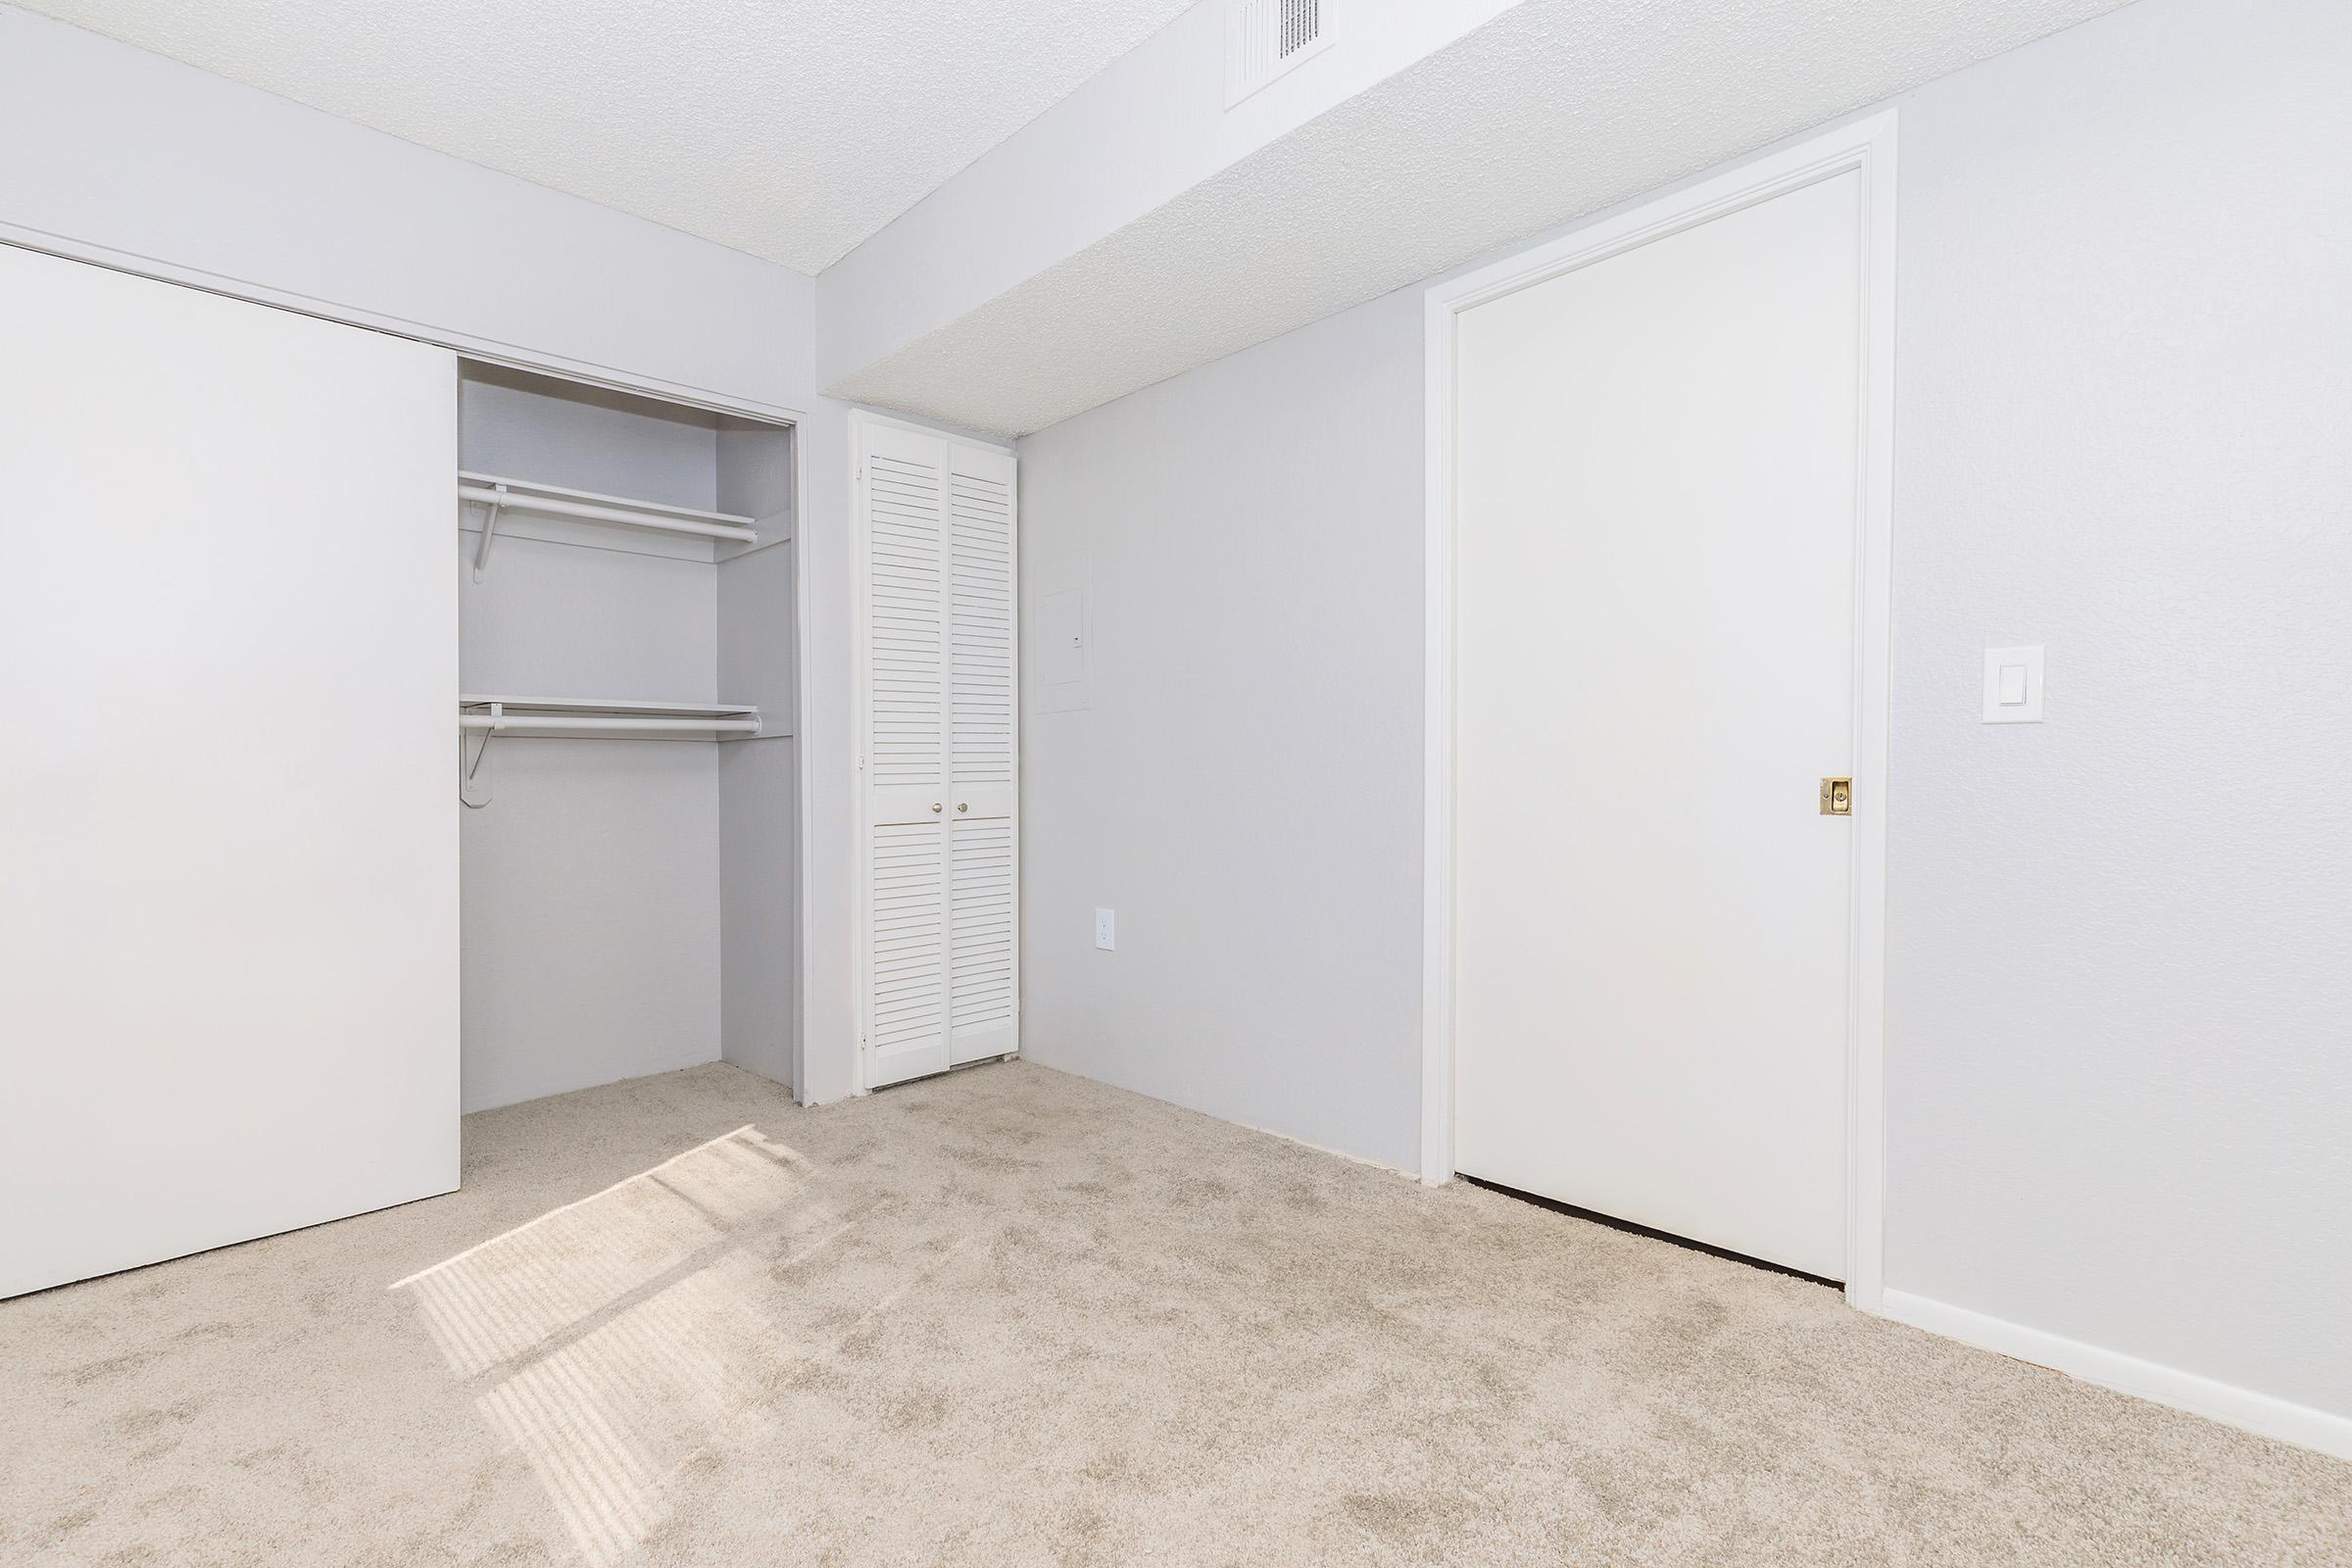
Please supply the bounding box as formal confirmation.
[470,483,508,583]
[461,701,503,808]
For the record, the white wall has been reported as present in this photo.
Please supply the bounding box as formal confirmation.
[793,398,860,1104]
[0,3,812,416]
[1883,0,2352,1424]
[1018,288,1427,1170]
[1016,0,2352,1436]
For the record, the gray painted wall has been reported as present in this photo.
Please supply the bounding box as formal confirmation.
[1884,0,2351,1418]
[716,425,802,1091]
[1019,288,1427,1170]
[458,736,722,1112]
[1017,0,2351,1420]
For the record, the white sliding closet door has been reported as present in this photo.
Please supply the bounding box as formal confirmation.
[0,246,459,1298]
[858,419,1018,1089]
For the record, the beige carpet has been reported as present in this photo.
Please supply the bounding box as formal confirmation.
[3,1061,2344,1567]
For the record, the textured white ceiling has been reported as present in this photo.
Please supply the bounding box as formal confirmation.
[832,0,2133,435]
[12,0,1200,274]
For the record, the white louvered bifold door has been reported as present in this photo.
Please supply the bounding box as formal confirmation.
[863,425,952,1086]
[946,444,1018,1066]
[858,422,1017,1089]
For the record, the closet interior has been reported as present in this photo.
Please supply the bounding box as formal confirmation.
[456,363,799,1110]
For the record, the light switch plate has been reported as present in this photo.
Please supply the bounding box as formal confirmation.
[1983,645,2044,723]
[1094,908,1116,951]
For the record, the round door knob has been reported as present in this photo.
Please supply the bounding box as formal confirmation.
[956,802,968,812]
[930,803,942,812]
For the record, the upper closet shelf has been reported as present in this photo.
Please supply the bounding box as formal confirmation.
[460,470,759,580]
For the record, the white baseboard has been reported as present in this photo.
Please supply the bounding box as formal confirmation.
[1235,1116,1418,1180]
[1878,1289,2352,1461]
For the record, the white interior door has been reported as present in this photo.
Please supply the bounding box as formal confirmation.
[1451,171,1864,1280]
[0,245,460,1298]
[859,421,1018,1089]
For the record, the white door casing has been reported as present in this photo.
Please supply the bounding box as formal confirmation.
[855,414,1018,1089]
[1422,115,1896,1302]
[0,244,460,1297]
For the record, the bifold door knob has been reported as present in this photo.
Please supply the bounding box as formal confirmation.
[956,803,968,812]
[931,803,943,813]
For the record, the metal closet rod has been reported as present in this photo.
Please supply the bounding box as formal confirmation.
[457,482,759,544]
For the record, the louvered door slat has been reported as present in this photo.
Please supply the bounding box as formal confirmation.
[949,466,1015,793]
[949,818,1014,1050]
[867,449,943,801]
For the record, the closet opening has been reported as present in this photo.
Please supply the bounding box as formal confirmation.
[456,361,801,1112]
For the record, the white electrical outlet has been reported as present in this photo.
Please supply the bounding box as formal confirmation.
[1095,908,1116,951]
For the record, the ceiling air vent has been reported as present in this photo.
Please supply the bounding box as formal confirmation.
[1225,0,1333,109]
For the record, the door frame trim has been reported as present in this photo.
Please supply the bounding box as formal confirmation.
[1419,112,1898,1309]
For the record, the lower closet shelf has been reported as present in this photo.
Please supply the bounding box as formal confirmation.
[458,695,762,738]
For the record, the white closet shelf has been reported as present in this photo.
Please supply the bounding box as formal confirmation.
[460,472,759,542]
[458,695,762,737]
[460,471,758,581]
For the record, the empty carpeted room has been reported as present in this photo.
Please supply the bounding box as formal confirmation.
[2,0,2347,1563]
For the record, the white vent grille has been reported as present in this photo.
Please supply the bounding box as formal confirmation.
[1226,0,1332,108]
